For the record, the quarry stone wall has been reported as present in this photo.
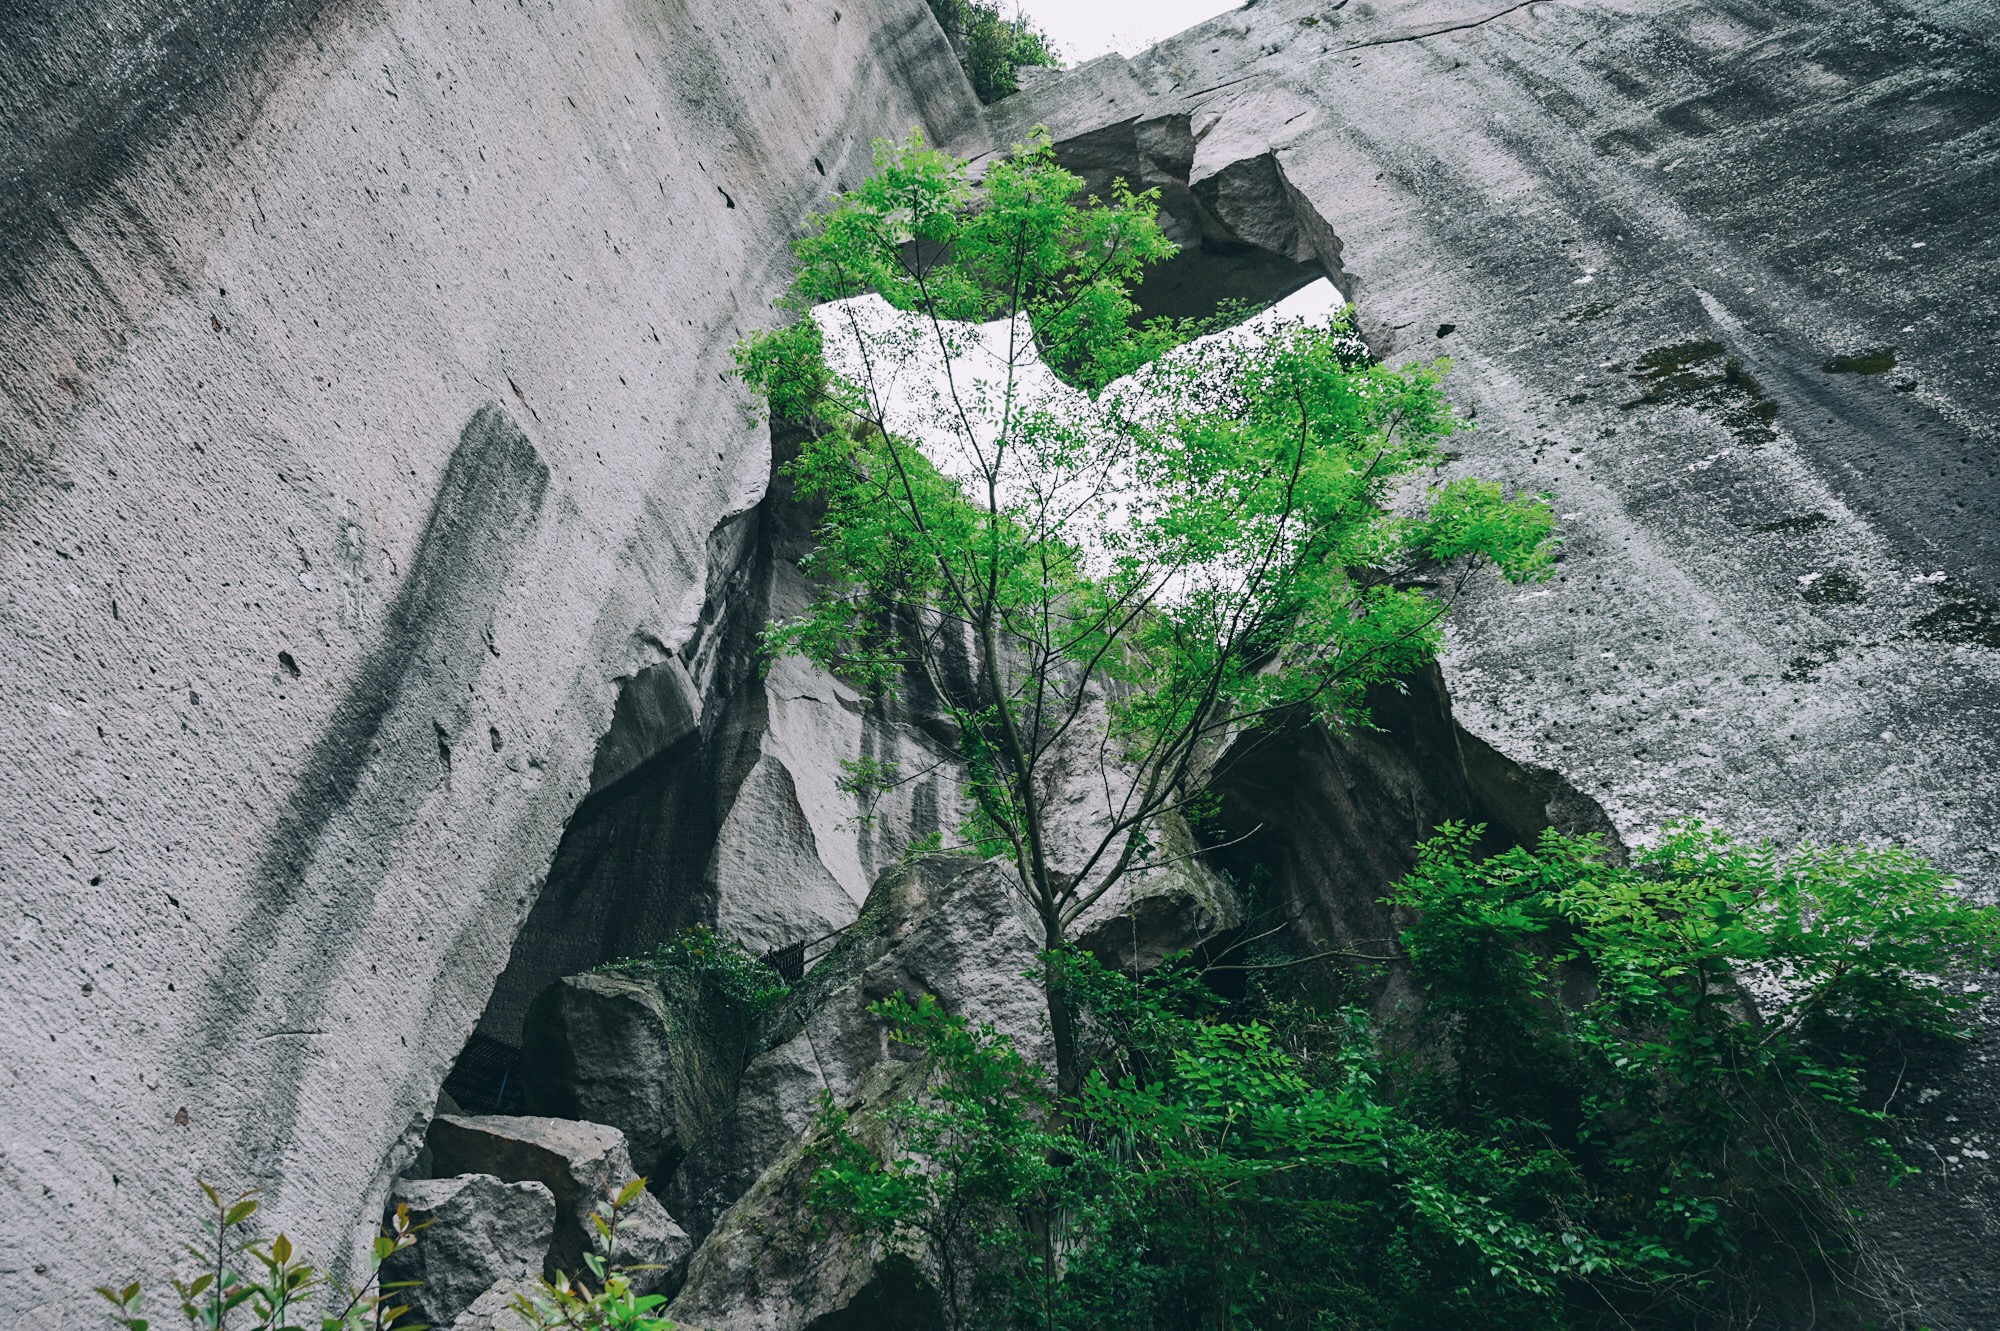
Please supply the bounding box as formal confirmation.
[0,0,978,1317]
[3,0,1996,1323]
[965,1,1999,1318]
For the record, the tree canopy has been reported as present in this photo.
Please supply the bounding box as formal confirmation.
[737,131,1556,1086]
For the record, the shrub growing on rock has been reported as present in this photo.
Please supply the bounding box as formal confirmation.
[803,824,2000,1330]
[923,0,1060,103]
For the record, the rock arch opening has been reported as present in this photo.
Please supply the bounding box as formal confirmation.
[1036,113,1353,325]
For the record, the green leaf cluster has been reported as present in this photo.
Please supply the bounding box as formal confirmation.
[805,824,1999,1329]
[101,1181,679,1331]
[739,135,1554,1102]
[1388,822,2000,1304]
[99,1185,425,1331]
[923,0,1061,103]
[599,924,789,1016]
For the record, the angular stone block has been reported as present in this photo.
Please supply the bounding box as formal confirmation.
[426,1115,691,1293]
[381,1173,555,1330]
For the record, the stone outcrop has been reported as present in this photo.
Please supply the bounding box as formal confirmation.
[424,1115,690,1295]
[379,1173,555,1330]
[4,0,1996,1325]
[963,3,1999,1321]
[487,853,1094,1328]
[516,965,761,1190]
[0,1,979,1317]
[1207,667,1622,975]
[444,1282,546,1331]
[668,854,1055,1244]
[668,1061,938,1331]
[665,851,1118,1328]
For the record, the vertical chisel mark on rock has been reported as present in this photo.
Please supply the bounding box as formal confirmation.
[435,720,453,791]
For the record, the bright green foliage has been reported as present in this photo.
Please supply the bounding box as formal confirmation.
[805,826,1999,1329]
[738,132,1553,1089]
[504,1180,678,1331]
[99,1184,423,1331]
[102,1182,678,1331]
[923,0,1061,103]
[600,924,789,1016]
[1387,821,2000,1312]
[807,959,1541,1331]
[810,994,1062,1331]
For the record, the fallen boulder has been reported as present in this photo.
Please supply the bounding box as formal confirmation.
[425,1115,691,1293]
[379,1173,554,1330]
[444,1280,539,1331]
[517,962,760,1186]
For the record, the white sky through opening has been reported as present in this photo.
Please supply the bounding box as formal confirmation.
[811,276,1347,601]
[1013,0,1245,62]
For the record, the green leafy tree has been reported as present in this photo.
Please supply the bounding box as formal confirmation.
[737,131,1555,1090]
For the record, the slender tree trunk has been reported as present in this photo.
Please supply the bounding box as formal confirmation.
[1043,917,1080,1097]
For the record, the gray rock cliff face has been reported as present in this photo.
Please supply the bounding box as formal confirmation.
[972,0,1999,900]
[4,0,1997,1325]
[0,1,980,1318]
[962,4,1999,1321]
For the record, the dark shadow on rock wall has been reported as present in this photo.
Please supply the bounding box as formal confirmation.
[190,401,547,1161]
[1204,665,1622,1004]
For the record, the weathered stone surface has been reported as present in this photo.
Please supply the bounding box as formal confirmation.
[661,844,1233,1321]
[518,964,762,1187]
[973,0,1999,887]
[1205,668,1620,1022]
[380,1174,555,1331]
[970,3,2000,1321]
[8,0,1998,1324]
[474,427,973,1049]
[444,1280,539,1331]
[667,1061,940,1331]
[669,854,1050,1245]
[425,1115,690,1294]
[0,2,978,1317]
